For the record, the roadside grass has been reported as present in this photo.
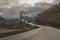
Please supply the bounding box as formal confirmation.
[0,22,39,38]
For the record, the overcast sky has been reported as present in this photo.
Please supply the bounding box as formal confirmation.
[0,0,60,19]
[0,0,60,7]
[19,0,55,6]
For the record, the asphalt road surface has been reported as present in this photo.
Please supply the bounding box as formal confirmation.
[0,22,60,40]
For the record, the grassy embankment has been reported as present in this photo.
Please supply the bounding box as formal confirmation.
[0,22,38,38]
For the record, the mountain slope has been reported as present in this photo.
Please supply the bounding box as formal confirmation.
[0,16,7,23]
[36,3,60,29]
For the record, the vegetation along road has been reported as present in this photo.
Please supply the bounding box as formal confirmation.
[0,22,60,40]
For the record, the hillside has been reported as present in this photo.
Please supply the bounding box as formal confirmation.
[0,16,7,23]
[36,3,60,29]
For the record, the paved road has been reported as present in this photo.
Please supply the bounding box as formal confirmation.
[28,22,60,40]
[32,27,60,40]
[0,22,60,40]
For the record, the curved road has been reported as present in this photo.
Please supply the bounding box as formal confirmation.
[0,22,60,40]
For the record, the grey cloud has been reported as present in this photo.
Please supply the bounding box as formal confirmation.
[0,0,19,8]
[53,0,60,4]
[34,2,52,9]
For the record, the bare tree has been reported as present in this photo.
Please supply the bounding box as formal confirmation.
[19,11,27,27]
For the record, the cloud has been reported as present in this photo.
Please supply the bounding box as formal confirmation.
[53,0,60,4]
[34,2,52,9]
[0,13,3,15]
[19,0,55,6]
[0,0,19,8]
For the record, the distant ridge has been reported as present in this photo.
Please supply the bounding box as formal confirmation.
[0,16,7,23]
